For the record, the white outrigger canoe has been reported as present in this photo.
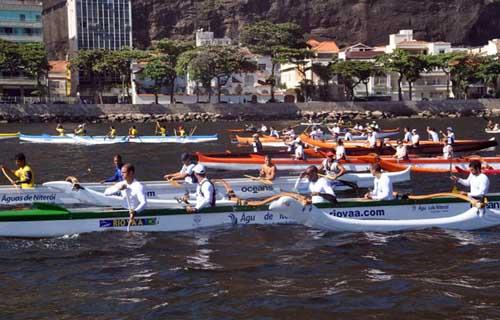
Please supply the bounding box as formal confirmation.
[1,193,500,237]
[0,168,411,206]
[19,134,218,145]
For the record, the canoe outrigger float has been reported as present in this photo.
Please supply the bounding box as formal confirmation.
[19,134,218,145]
[1,193,500,237]
[0,168,412,206]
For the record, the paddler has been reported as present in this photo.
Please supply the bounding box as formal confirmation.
[411,129,420,147]
[393,139,409,160]
[1,153,35,189]
[56,123,65,136]
[426,126,439,142]
[177,125,186,137]
[318,151,346,180]
[107,126,117,138]
[128,125,138,138]
[259,154,277,181]
[364,163,394,200]
[293,140,305,160]
[164,153,197,184]
[269,127,280,138]
[403,127,412,143]
[104,163,147,219]
[74,124,86,136]
[100,154,123,183]
[344,131,353,141]
[366,131,377,148]
[440,127,455,145]
[252,134,263,153]
[451,160,489,201]
[336,139,347,160]
[486,120,495,130]
[299,165,337,204]
[156,121,167,136]
[183,164,216,213]
[442,139,453,159]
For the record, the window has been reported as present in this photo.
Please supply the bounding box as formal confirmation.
[20,14,26,21]
[258,64,266,71]
[439,49,445,54]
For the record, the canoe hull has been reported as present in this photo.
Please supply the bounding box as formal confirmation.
[19,134,218,145]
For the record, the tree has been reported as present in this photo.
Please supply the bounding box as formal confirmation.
[448,54,484,99]
[141,55,175,104]
[425,52,463,98]
[479,56,500,97]
[150,39,193,103]
[404,55,427,101]
[0,39,21,75]
[70,49,109,103]
[377,49,410,101]
[277,48,315,100]
[177,46,256,103]
[241,21,305,102]
[311,62,335,101]
[108,49,148,102]
[331,60,383,100]
[18,43,51,98]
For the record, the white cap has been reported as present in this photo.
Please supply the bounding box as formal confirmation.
[193,164,206,175]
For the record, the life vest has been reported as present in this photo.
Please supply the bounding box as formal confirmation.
[159,127,167,136]
[199,179,216,207]
[14,164,35,189]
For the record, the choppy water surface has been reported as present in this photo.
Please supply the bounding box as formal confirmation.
[0,117,500,319]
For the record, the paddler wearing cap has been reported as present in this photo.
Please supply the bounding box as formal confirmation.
[252,134,263,153]
[1,153,35,189]
[299,165,337,204]
[183,164,217,213]
[410,129,420,147]
[440,127,455,145]
[318,151,346,180]
[393,139,408,160]
[164,153,198,184]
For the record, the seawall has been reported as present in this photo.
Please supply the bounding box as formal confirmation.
[1,99,500,123]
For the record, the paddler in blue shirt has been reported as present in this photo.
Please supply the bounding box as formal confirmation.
[100,154,124,183]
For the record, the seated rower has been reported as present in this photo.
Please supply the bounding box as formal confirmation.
[128,125,138,138]
[269,127,280,138]
[344,131,353,141]
[451,160,489,201]
[442,139,453,159]
[300,165,337,204]
[293,140,305,160]
[164,153,197,184]
[74,124,86,136]
[1,153,35,189]
[177,126,186,137]
[411,129,420,147]
[100,154,123,183]
[259,155,277,181]
[403,127,412,144]
[156,121,167,136]
[440,127,455,145]
[104,164,147,220]
[486,120,495,130]
[364,163,394,200]
[318,151,346,180]
[366,131,377,148]
[183,164,216,213]
[107,126,117,138]
[427,126,439,142]
[252,134,263,153]
[336,139,347,160]
[56,123,65,136]
[393,139,409,160]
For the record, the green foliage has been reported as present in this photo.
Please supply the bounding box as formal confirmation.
[331,60,383,100]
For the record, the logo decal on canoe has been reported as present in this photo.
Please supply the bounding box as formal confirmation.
[99,218,159,228]
[240,185,274,193]
[228,213,238,225]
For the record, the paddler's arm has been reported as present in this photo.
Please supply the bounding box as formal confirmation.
[268,166,277,180]
[14,171,32,185]
[104,182,125,196]
[331,164,347,179]
[134,185,147,213]
[103,168,121,183]
[314,193,338,204]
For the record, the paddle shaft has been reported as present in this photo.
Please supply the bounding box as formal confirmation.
[243,174,273,185]
[1,167,19,191]
[125,188,133,232]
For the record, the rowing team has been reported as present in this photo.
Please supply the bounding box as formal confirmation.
[55,122,192,138]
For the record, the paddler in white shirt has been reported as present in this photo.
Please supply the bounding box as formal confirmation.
[104,163,147,220]
[403,127,412,144]
[183,164,216,213]
[451,160,489,201]
[411,129,420,147]
[300,165,338,204]
[426,126,439,142]
[442,139,453,159]
[335,139,347,160]
[364,163,394,201]
[163,153,197,184]
[367,131,377,148]
[393,139,409,160]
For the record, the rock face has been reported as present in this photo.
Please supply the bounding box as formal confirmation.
[132,0,500,49]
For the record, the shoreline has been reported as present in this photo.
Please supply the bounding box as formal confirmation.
[0,99,499,123]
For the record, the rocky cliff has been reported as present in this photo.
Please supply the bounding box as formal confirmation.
[132,0,500,49]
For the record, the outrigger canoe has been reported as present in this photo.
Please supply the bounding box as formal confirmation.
[197,152,373,171]
[300,134,498,155]
[2,192,500,237]
[0,132,19,140]
[0,168,412,206]
[366,155,500,173]
[19,134,218,145]
[486,129,500,134]
[269,194,500,232]
[455,166,500,175]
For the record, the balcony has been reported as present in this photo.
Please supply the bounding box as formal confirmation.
[0,34,42,42]
[0,20,42,28]
[0,76,37,86]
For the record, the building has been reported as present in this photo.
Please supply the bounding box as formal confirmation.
[195,29,231,47]
[384,29,453,100]
[47,60,69,97]
[280,39,341,101]
[0,0,43,99]
[42,0,132,100]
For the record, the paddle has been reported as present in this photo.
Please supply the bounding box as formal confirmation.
[125,188,133,232]
[1,166,20,192]
[408,193,481,208]
[318,173,358,190]
[189,126,198,136]
[243,174,273,185]
[166,178,182,188]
